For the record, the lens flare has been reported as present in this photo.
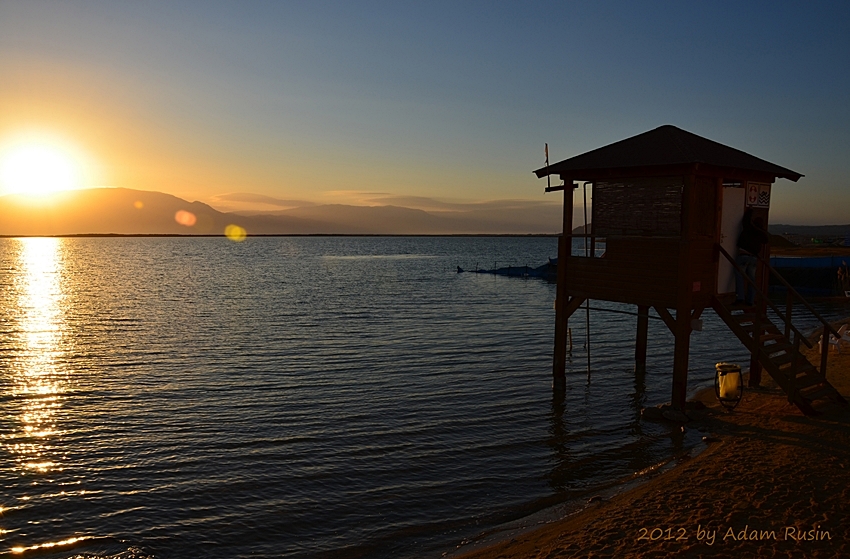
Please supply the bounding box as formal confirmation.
[225,224,247,242]
[134,200,144,209]
[175,210,197,227]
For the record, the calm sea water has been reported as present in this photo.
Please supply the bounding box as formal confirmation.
[1,236,847,558]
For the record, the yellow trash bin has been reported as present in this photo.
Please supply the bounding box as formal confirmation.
[715,362,743,409]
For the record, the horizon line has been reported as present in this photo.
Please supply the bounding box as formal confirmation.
[0,233,562,239]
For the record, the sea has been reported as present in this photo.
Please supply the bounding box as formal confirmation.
[1,236,847,559]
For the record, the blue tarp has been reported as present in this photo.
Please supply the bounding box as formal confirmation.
[768,256,849,296]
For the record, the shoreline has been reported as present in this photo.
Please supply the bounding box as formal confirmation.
[449,322,850,558]
[439,380,717,558]
[441,444,704,558]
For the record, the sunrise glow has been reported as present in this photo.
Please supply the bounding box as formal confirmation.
[0,141,84,196]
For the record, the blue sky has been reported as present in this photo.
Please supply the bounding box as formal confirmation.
[1,0,848,224]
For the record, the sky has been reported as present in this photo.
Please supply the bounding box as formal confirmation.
[1,0,849,224]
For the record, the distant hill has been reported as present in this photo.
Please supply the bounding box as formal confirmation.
[769,233,796,248]
[769,224,850,237]
[0,188,563,236]
[770,224,850,247]
[0,188,315,236]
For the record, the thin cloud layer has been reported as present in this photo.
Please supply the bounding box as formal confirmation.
[209,192,317,213]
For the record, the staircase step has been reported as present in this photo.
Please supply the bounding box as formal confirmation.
[800,386,838,403]
[791,373,824,390]
[788,363,817,378]
[741,325,782,337]
[763,343,793,356]
[769,352,795,366]
[743,317,779,327]
[782,369,824,390]
[783,363,817,377]
[759,333,785,343]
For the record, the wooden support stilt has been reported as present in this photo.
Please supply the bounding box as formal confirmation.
[749,239,769,387]
[553,235,568,391]
[635,305,649,374]
[671,308,691,411]
[749,302,763,387]
[552,180,575,391]
[671,175,696,410]
[820,323,830,381]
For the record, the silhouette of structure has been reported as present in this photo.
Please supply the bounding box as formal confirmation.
[535,125,846,414]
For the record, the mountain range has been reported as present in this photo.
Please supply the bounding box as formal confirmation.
[4,188,841,238]
[0,188,563,236]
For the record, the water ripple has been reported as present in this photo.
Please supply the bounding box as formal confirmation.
[1,237,846,558]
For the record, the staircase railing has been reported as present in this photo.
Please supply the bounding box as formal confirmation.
[757,250,842,378]
[716,244,841,380]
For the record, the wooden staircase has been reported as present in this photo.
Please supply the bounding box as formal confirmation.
[712,298,847,415]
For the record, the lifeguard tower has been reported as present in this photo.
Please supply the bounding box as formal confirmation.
[535,125,846,415]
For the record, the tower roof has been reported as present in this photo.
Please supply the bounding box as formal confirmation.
[534,125,802,182]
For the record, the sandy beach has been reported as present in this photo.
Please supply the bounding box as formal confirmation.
[455,320,850,559]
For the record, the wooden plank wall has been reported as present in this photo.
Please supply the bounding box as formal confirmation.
[593,177,684,236]
[566,236,679,308]
[692,176,718,238]
[687,238,717,306]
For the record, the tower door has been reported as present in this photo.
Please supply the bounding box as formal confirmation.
[718,186,745,294]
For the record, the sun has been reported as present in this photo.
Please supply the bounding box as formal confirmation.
[0,142,84,196]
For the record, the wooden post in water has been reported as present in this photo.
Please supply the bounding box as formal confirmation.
[635,305,649,374]
[750,304,763,387]
[671,291,692,410]
[749,239,769,387]
[553,180,575,391]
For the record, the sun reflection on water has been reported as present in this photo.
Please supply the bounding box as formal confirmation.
[3,238,68,475]
[10,535,89,554]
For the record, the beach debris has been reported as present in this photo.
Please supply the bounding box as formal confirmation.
[641,403,692,423]
[642,399,712,422]
[702,436,721,444]
[685,400,707,410]
[587,495,604,504]
[640,406,665,420]
[662,409,690,423]
[685,408,708,420]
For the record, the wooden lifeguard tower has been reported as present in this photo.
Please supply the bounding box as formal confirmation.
[535,125,846,415]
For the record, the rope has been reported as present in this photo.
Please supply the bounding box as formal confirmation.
[580,306,665,321]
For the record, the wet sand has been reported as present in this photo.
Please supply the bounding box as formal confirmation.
[454,321,850,559]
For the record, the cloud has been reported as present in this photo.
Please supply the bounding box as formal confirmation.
[211,189,564,215]
[211,192,316,207]
[364,194,560,212]
[206,192,317,213]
